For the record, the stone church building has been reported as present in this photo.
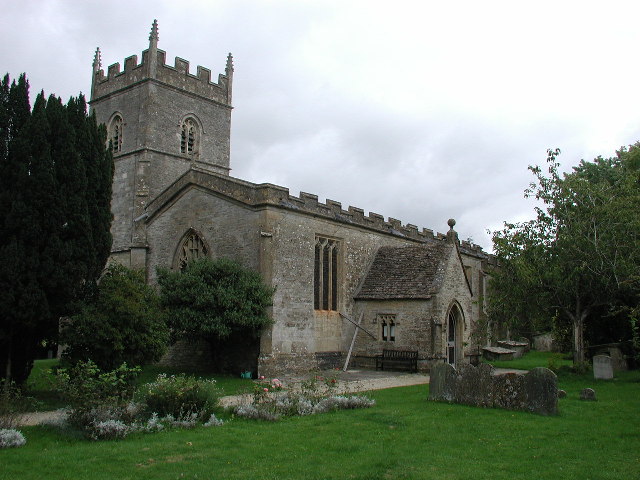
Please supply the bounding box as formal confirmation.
[89,22,493,375]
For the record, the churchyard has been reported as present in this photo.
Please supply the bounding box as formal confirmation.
[1,353,639,480]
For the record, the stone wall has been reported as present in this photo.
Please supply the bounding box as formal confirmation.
[429,363,558,415]
[352,299,433,359]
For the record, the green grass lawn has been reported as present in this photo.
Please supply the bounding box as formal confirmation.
[5,369,640,480]
[484,350,574,371]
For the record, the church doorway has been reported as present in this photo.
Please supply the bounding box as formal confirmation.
[447,303,463,365]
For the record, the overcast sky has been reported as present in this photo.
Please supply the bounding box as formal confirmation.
[2,1,640,250]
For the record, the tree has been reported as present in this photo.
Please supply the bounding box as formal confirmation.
[0,74,114,384]
[157,258,274,366]
[491,147,640,363]
[60,264,168,370]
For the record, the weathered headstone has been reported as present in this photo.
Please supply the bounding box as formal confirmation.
[428,362,457,402]
[429,362,559,415]
[558,389,567,398]
[523,367,558,415]
[580,388,597,401]
[456,364,481,406]
[492,372,526,411]
[477,363,495,407]
[593,355,614,380]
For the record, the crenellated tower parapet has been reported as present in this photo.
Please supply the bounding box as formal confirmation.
[91,21,232,107]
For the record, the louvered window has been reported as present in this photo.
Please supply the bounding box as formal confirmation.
[180,118,198,155]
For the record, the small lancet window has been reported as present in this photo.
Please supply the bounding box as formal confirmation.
[110,115,123,153]
[177,231,208,270]
[180,118,198,155]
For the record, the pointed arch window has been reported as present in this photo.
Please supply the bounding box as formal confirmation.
[110,115,123,153]
[176,230,209,270]
[180,118,198,155]
[314,236,339,311]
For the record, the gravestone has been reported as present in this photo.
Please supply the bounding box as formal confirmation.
[523,367,558,415]
[580,388,597,401]
[593,355,614,380]
[456,364,481,406]
[428,363,559,415]
[428,362,457,402]
[492,372,526,411]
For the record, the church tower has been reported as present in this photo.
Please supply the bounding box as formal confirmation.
[89,20,233,268]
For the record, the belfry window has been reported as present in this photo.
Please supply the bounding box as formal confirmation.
[176,231,208,270]
[110,115,123,153]
[314,236,339,311]
[180,118,198,155]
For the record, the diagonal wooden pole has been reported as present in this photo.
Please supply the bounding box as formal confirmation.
[342,311,367,372]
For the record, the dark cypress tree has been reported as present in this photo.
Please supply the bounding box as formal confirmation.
[0,75,114,384]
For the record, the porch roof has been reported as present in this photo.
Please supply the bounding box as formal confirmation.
[354,243,450,300]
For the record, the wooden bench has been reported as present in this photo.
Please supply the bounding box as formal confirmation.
[375,349,418,373]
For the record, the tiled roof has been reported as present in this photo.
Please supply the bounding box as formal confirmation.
[354,243,451,300]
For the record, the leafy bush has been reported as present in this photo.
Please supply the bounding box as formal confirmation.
[157,258,274,341]
[140,374,220,419]
[0,429,26,448]
[54,360,140,431]
[0,382,27,429]
[60,264,169,370]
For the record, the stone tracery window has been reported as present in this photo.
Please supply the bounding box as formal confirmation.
[180,117,198,155]
[314,236,339,311]
[177,230,208,270]
[110,115,123,153]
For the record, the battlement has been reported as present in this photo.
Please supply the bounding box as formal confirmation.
[146,168,491,259]
[91,20,232,106]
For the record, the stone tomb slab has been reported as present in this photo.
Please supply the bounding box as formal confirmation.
[482,346,516,361]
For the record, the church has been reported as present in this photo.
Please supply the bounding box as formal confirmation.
[89,21,494,376]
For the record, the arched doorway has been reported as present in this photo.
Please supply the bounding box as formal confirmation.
[447,303,464,365]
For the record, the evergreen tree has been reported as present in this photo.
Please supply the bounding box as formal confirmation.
[0,75,114,384]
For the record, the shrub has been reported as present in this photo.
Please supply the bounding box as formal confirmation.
[234,375,375,421]
[60,264,169,371]
[140,374,220,419]
[53,360,141,431]
[157,258,274,341]
[0,382,26,429]
[89,419,131,441]
[0,429,26,448]
[203,413,224,427]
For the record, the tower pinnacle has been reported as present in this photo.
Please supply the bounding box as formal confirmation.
[92,47,102,73]
[149,19,159,47]
[226,53,234,75]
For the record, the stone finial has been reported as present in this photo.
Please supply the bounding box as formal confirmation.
[149,19,159,45]
[226,53,234,75]
[446,218,458,244]
[92,47,102,73]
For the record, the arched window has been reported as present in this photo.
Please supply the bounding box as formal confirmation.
[180,118,198,155]
[176,230,209,270]
[110,115,123,153]
[314,236,340,311]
